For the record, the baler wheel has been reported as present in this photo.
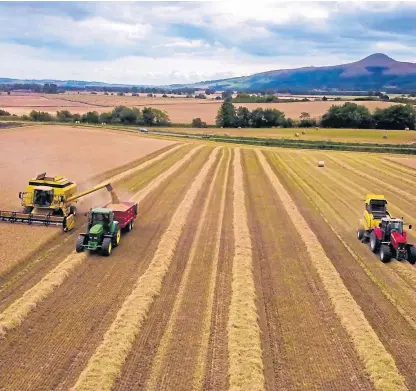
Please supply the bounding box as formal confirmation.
[370,231,380,253]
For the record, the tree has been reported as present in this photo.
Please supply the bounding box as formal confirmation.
[56,110,73,122]
[320,102,373,128]
[42,83,58,94]
[216,101,236,127]
[215,96,222,100]
[29,110,54,122]
[192,118,207,128]
[205,89,215,95]
[236,107,251,128]
[81,111,100,124]
[300,112,310,119]
[322,96,328,101]
[373,104,416,130]
[141,107,170,126]
[0,109,11,116]
[195,93,206,99]
[221,89,233,100]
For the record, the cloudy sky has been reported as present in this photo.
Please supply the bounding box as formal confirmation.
[1,1,416,85]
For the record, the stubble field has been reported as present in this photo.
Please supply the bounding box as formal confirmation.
[0,124,415,391]
[0,93,395,124]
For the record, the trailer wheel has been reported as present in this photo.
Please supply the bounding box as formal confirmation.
[76,235,85,253]
[370,231,380,253]
[102,238,112,256]
[126,220,134,232]
[380,244,392,263]
[357,229,365,241]
[408,246,416,265]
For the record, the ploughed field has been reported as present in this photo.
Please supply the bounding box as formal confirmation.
[1,93,395,125]
[0,126,415,391]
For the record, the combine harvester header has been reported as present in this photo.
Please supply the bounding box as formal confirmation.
[0,173,115,232]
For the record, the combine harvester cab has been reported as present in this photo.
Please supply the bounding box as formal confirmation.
[0,173,113,232]
[75,201,138,256]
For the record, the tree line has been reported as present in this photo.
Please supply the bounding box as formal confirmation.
[0,106,170,126]
[214,101,416,130]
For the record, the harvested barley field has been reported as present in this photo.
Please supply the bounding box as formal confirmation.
[1,93,395,124]
[0,125,174,275]
[0,126,415,391]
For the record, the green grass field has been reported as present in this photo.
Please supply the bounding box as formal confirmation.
[155,127,416,145]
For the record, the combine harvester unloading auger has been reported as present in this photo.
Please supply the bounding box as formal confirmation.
[0,173,117,232]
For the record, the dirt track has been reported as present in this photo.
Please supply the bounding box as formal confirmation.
[0,126,415,391]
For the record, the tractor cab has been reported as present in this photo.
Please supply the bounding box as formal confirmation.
[379,218,404,240]
[88,208,114,231]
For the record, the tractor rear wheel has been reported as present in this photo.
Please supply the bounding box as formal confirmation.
[380,244,392,263]
[102,238,112,256]
[357,229,365,241]
[408,246,416,265]
[113,228,121,247]
[76,235,85,253]
[370,231,380,253]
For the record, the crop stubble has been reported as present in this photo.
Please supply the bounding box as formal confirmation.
[0,146,211,391]
[72,147,219,391]
[265,150,415,390]
[242,149,375,391]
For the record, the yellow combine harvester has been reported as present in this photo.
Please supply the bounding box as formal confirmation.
[0,173,114,232]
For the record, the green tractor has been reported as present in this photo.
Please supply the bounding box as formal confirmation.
[75,208,121,256]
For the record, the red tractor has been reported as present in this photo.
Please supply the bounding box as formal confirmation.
[366,217,416,264]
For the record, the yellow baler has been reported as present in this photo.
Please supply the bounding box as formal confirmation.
[357,194,390,241]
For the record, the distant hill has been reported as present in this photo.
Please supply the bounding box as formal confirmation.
[186,53,416,91]
[1,54,416,92]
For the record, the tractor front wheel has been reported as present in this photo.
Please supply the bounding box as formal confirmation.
[408,246,416,265]
[357,229,365,241]
[370,232,380,253]
[102,238,112,256]
[76,235,85,253]
[380,244,392,263]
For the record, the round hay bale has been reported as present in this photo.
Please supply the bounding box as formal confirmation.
[301,131,306,135]
[383,134,388,139]
[316,126,319,130]
[405,127,410,131]
[318,160,325,167]
[295,133,300,137]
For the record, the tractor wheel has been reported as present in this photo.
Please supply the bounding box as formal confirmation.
[113,228,121,247]
[357,229,365,241]
[408,246,416,265]
[23,206,33,214]
[102,238,112,256]
[380,244,392,263]
[69,206,77,216]
[75,235,85,253]
[370,231,380,253]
